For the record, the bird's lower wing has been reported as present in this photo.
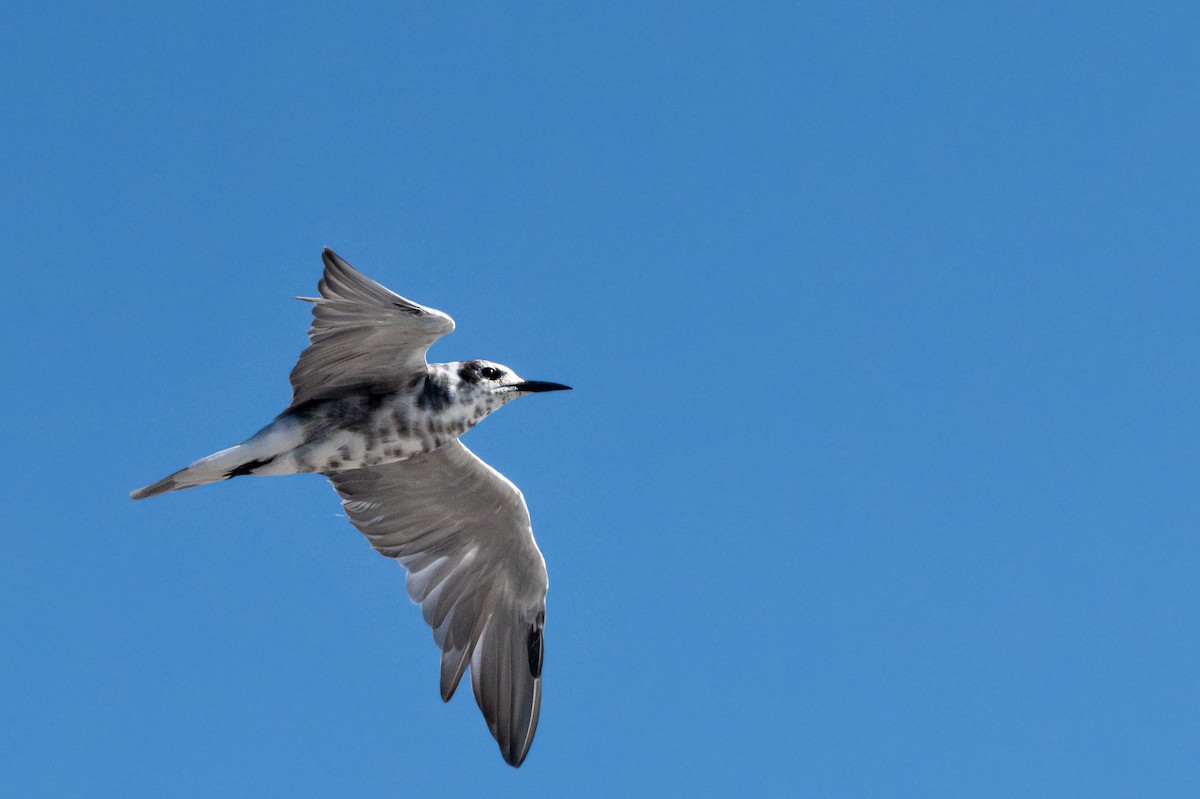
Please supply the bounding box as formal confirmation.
[327,440,549,767]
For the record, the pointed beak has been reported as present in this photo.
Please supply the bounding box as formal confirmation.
[511,381,572,393]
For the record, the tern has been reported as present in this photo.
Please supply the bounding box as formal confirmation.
[131,249,571,767]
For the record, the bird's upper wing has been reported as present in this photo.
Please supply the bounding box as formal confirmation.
[288,249,455,408]
[328,439,549,767]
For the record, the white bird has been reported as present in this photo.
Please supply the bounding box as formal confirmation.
[131,249,571,767]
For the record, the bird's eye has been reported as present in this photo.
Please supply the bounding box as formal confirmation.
[479,366,503,380]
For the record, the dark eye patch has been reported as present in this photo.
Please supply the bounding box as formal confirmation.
[479,366,502,380]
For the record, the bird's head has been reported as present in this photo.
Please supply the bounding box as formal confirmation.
[451,360,571,411]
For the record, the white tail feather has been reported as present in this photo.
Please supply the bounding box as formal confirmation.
[129,444,252,500]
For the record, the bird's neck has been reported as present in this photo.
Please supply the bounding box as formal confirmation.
[424,364,505,426]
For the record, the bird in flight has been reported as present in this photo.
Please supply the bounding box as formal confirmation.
[131,249,571,767]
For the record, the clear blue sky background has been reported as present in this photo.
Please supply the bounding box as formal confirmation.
[3,2,1198,796]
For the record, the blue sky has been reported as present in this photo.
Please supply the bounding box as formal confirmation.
[3,2,1199,795]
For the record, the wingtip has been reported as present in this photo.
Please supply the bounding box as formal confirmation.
[320,248,363,286]
[503,736,535,768]
[321,247,346,268]
[500,743,525,768]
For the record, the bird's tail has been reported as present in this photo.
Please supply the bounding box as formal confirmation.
[130,443,260,500]
[131,415,306,500]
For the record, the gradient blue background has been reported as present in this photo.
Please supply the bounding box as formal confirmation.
[3,2,1199,795]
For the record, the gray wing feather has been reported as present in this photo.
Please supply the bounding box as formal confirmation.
[288,249,455,408]
[328,440,548,767]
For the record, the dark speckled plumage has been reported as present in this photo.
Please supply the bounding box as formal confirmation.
[417,373,452,411]
[130,248,570,768]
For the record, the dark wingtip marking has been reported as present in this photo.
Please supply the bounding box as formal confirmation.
[527,621,544,679]
[392,301,424,316]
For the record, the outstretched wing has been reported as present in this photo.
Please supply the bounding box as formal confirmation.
[288,249,455,408]
[328,440,549,767]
